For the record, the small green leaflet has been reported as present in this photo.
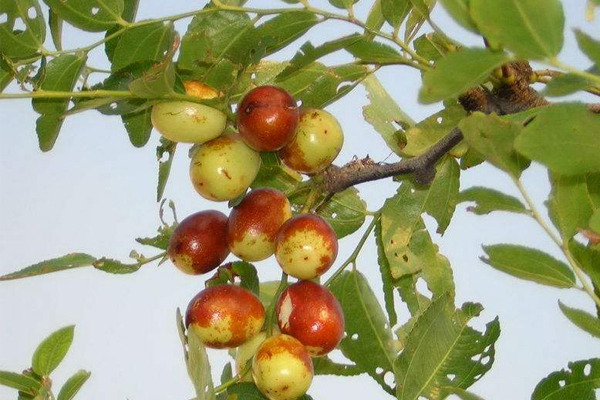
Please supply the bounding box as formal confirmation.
[532,358,600,400]
[0,371,41,394]
[312,357,363,376]
[56,370,91,400]
[575,29,600,66]
[0,253,96,281]
[111,22,174,72]
[375,219,398,327]
[32,326,75,376]
[458,187,528,215]
[558,301,600,339]
[381,0,411,30]
[346,37,408,64]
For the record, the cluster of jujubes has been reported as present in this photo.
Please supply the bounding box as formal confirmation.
[153,85,346,400]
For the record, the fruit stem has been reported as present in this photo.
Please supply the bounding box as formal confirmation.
[301,188,320,213]
[325,212,380,287]
[266,272,288,336]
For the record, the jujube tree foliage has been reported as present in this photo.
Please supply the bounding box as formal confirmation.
[1,0,600,399]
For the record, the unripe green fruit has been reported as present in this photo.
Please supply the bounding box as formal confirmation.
[279,109,344,174]
[275,214,338,280]
[151,101,226,144]
[189,133,261,202]
[227,188,292,262]
[252,334,313,400]
[186,284,265,349]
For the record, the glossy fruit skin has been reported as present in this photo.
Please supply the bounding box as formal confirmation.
[227,188,293,262]
[275,214,338,280]
[186,284,265,349]
[237,86,299,152]
[168,210,229,275]
[252,334,313,400]
[189,133,261,202]
[279,109,344,174]
[276,281,344,357]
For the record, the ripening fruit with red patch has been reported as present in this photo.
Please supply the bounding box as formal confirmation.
[252,334,313,400]
[227,188,292,262]
[276,280,344,356]
[189,133,261,202]
[151,82,225,144]
[279,109,344,174]
[275,214,338,280]
[168,210,229,275]
[186,284,265,349]
[237,86,299,151]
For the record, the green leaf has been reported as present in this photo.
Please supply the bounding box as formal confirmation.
[419,48,510,103]
[439,0,478,32]
[591,209,600,233]
[251,152,301,193]
[226,382,313,400]
[347,36,408,64]
[413,32,456,62]
[0,62,14,92]
[111,22,173,72]
[559,301,600,339]
[0,371,41,393]
[186,320,215,399]
[104,0,139,61]
[312,188,367,239]
[481,244,576,288]
[516,104,600,175]
[253,11,319,56]
[458,187,528,215]
[0,0,46,58]
[459,112,529,177]
[569,241,600,289]
[128,61,176,98]
[121,108,153,147]
[136,225,173,250]
[32,326,75,376]
[157,137,177,201]
[56,370,91,400]
[231,261,260,296]
[470,0,565,59]
[404,0,435,41]
[532,359,600,400]
[548,173,600,240]
[329,0,359,9]
[48,10,63,51]
[43,0,124,32]
[575,30,600,66]
[543,73,591,97]
[312,357,363,376]
[329,270,396,394]
[0,253,96,281]
[365,0,386,40]
[381,0,411,30]
[362,74,414,156]
[375,219,397,327]
[395,296,500,400]
[92,258,141,274]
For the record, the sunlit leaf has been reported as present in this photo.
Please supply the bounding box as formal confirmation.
[32,326,75,376]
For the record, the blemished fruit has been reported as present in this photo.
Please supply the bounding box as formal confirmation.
[168,210,229,275]
[276,280,344,356]
[275,214,338,280]
[151,82,225,144]
[189,133,261,202]
[186,284,265,349]
[237,86,299,152]
[227,188,293,262]
[252,334,313,400]
[279,109,344,174]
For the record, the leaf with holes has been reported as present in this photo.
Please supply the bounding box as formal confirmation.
[111,22,174,72]
[481,244,576,288]
[157,137,177,202]
[43,0,124,32]
[559,301,600,339]
[0,0,46,58]
[32,326,75,376]
[362,74,414,156]
[458,187,528,215]
[395,296,500,400]
[470,0,564,60]
[0,253,96,281]
[375,219,398,327]
[329,270,396,395]
[313,357,363,376]
[532,358,600,400]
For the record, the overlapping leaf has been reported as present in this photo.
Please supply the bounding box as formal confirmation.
[43,0,124,32]
[532,359,600,400]
[0,0,46,58]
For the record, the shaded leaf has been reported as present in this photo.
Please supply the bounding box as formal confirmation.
[569,241,600,289]
[559,301,600,339]
[313,357,363,376]
[43,0,124,32]
[441,387,486,400]
[121,108,153,147]
[532,359,600,400]
[313,188,367,239]
[575,29,600,67]
[112,22,174,72]
[56,370,91,400]
[458,186,528,215]
[48,10,62,51]
[251,152,302,193]
[543,73,591,97]
[0,253,96,281]
[157,137,177,201]
[32,326,75,376]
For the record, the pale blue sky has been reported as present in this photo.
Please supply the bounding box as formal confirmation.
[1,1,599,400]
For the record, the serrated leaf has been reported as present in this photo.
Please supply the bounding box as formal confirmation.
[43,0,124,32]
[381,0,411,30]
[312,357,363,376]
[543,73,591,97]
[347,37,408,64]
[395,296,500,400]
[112,22,173,72]
[0,371,41,393]
[470,0,564,60]
[32,326,75,376]
[375,219,397,327]
[515,103,600,175]
[481,244,576,288]
[459,112,529,177]
[0,0,46,58]
[532,358,600,400]
[575,30,600,66]
[56,370,90,400]
[253,11,319,56]
[419,48,510,103]
[186,323,215,399]
[0,253,96,281]
[362,74,414,156]
[329,270,396,394]
[92,258,141,274]
[439,0,477,32]
[559,301,600,339]
[458,186,528,215]
[157,137,177,201]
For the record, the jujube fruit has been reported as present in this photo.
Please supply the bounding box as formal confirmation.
[227,188,292,262]
[237,86,299,152]
[186,284,265,349]
[276,280,344,356]
[189,133,261,202]
[275,214,338,280]
[252,334,313,400]
[279,109,344,174]
[168,210,229,275]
